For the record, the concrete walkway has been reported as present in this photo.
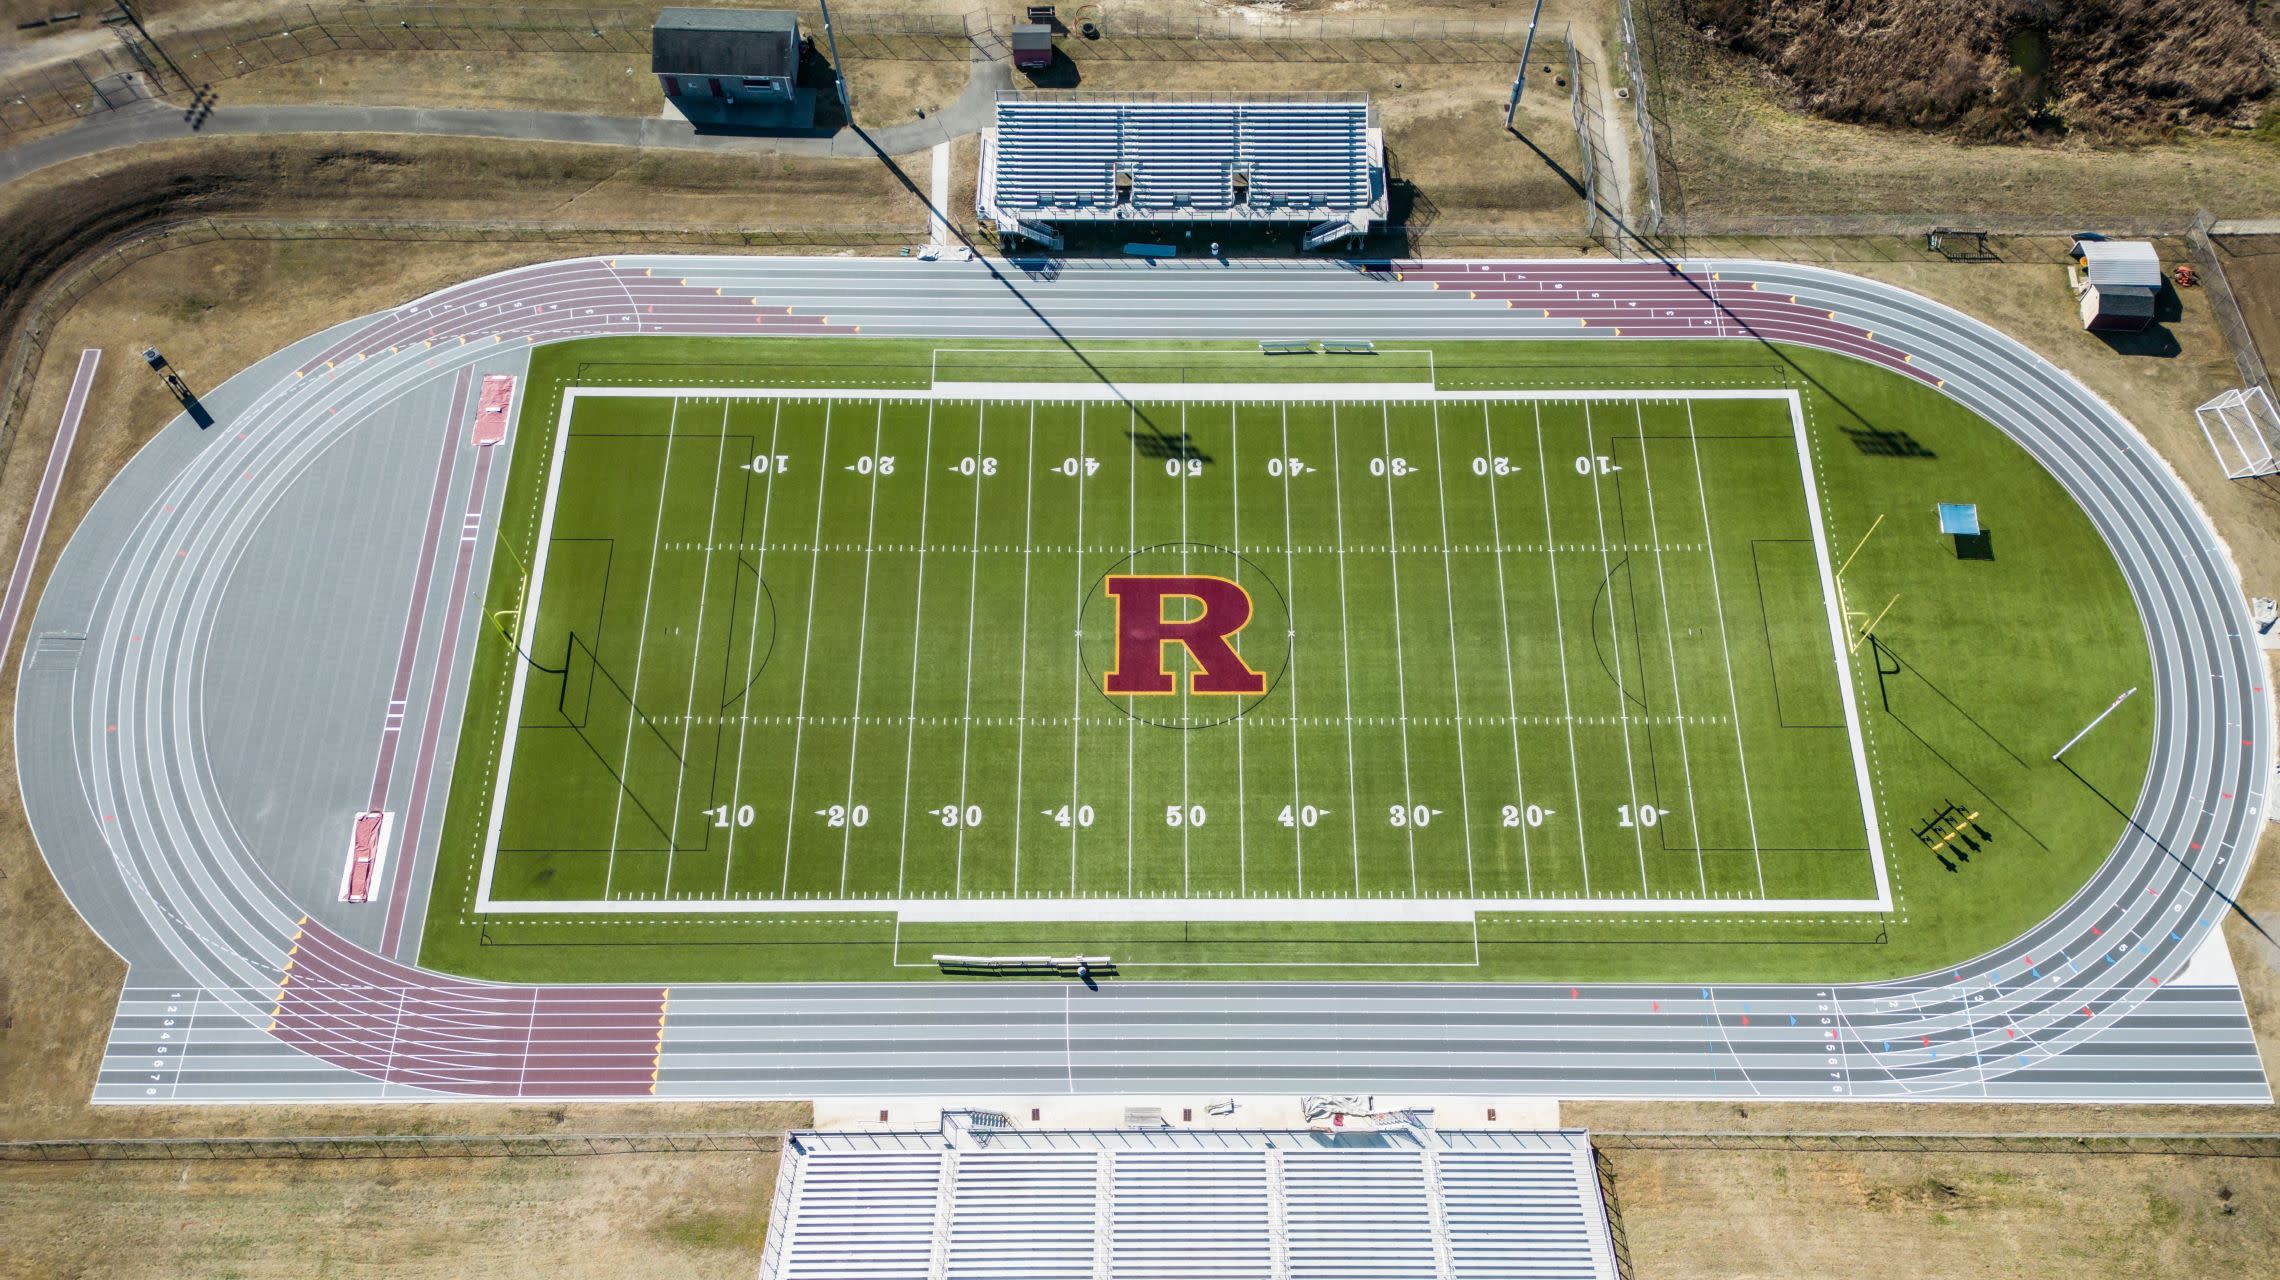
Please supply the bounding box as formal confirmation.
[0,51,1011,189]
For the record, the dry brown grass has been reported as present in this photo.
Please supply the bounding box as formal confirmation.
[0,1147,785,1279]
[849,57,975,131]
[1603,1145,2280,1279]
[211,49,668,117]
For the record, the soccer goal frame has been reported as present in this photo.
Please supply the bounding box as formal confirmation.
[2196,386,2280,480]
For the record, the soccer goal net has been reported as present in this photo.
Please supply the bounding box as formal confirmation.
[2196,385,2280,480]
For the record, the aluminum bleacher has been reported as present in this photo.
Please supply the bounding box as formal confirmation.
[760,1117,1619,1280]
[978,94,1387,250]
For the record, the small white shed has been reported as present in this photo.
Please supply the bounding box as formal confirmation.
[2071,239,2161,333]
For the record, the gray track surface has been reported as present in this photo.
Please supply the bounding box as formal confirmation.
[14,255,2271,1103]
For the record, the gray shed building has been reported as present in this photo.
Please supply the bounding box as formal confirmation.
[652,8,799,105]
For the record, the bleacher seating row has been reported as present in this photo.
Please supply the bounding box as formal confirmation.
[766,1130,1616,1280]
[989,99,1373,217]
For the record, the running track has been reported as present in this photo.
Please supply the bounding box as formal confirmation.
[13,256,2270,1102]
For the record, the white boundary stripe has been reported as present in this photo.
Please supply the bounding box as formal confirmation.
[474,385,1892,917]
[474,893,1887,919]
[474,385,577,909]
[1785,391,1892,906]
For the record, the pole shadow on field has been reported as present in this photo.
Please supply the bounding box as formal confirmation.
[844,122,1180,450]
[1865,634,2048,855]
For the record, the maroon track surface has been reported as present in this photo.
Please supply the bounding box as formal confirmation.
[271,920,666,1097]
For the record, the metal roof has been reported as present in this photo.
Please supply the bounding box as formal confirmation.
[2077,239,2163,289]
[761,1124,1619,1280]
[651,7,797,77]
[980,96,1382,226]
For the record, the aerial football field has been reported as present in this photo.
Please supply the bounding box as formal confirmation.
[424,337,2152,984]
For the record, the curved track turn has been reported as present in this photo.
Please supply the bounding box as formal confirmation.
[16,255,2270,1102]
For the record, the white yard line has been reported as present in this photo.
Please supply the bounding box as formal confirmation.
[1684,401,1766,893]
[1229,403,1246,895]
[1533,405,1593,892]
[775,402,837,895]
[663,403,733,894]
[1009,403,1038,890]
[1583,403,1652,892]
[891,403,940,896]
[1125,404,1137,896]
[719,401,785,896]
[1426,401,1478,896]
[1180,404,1192,895]
[1479,404,1534,893]
[603,396,684,899]
[835,403,890,894]
[1376,403,1420,893]
[1276,404,1307,893]
[951,405,990,893]
[1633,403,1708,894]
[1327,403,1363,893]
[1067,404,1087,893]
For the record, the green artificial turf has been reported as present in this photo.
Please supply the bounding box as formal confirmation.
[416,337,2152,984]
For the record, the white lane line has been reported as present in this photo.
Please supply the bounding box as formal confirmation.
[776,402,837,895]
[604,396,683,898]
[1684,401,1765,891]
[720,401,785,895]
[2,348,100,675]
[1633,403,1706,894]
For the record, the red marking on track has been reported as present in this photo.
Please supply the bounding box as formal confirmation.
[2092,926,2102,935]
[1569,987,1578,999]
[379,440,497,957]
[2152,976,2162,986]
[364,372,471,817]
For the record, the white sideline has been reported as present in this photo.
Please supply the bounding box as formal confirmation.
[475,893,1890,920]
[473,385,1894,918]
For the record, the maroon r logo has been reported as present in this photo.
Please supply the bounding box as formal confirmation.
[1102,574,1268,697]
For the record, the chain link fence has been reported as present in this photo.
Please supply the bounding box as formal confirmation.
[0,1130,786,1161]
[1613,0,1661,237]
[1593,1131,2280,1158]
[2190,209,2276,398]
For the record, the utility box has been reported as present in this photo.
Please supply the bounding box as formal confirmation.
[1012,22,1053,69]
